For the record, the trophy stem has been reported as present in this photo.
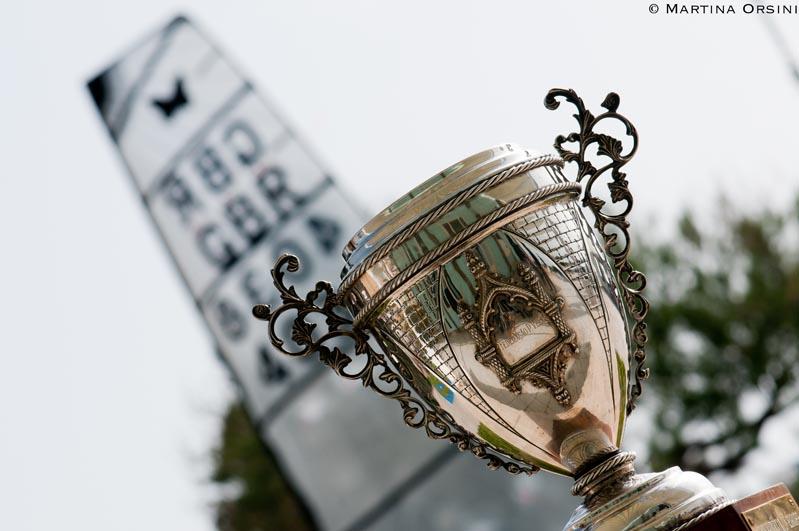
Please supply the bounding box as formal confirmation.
[572,451,638,504]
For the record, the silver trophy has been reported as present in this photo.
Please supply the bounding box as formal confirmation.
[253,90,732,530]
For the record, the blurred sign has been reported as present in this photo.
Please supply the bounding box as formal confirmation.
[87,16,341,420]
[88,15,573,531]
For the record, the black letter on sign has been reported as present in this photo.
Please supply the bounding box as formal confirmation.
[197,224,239,270]
[159,173,200,222]
[214,298,246,341]
[195,146,231,192]
[259,344,289,383]
[257,166,308,220]
[225,195,269,244]
[307,215,341,254]
[223,120,263,166]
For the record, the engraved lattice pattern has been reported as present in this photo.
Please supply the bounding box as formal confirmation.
[572,202,623,309]
[510,201,611,356]
[378,271,513,430]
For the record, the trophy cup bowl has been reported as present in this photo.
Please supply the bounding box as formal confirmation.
[341,144,627,476]
[254,90,731,530]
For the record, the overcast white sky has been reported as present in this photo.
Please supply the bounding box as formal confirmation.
[1,1,798,530]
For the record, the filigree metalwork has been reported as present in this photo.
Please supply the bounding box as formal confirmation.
[252,254,539,475]
[457,251,577,403]
[544,88,650,413]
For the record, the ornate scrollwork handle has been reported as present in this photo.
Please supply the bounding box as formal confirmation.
[544,89,650,414]
[252,254,538,475]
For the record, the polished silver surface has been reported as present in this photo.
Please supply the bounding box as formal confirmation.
[343,144,630,475]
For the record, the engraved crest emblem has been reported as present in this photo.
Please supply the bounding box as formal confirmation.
[457,251,578,405]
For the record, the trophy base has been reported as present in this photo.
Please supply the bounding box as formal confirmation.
[683,483,799,530]
[563,466,729,531]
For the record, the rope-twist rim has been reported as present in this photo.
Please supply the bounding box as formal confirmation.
[571,451,637,498]
[351,181,581,326]
[340,153,564,295]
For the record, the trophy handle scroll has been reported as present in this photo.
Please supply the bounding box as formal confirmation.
[253,88,650,474]
[253,254,540,475]
[544,89,650,414]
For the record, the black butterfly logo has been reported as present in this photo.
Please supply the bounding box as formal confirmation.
[152,78,189,119]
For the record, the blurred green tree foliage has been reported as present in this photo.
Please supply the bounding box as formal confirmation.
[638,195,799,485]
[211,403,315,531]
